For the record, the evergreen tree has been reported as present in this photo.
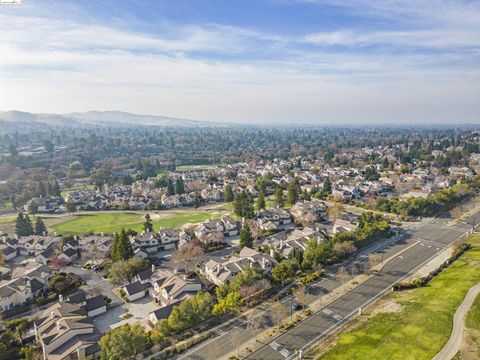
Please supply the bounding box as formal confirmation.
[286,179,300,207]
[111,232,120,262]
[167,178,175,195]
[224,184,234,202]
[15,213,26,237]
[53,180,61,197]
[233,192,243,217]
[256,190,266,211]
[116,229,133,261]
[23,215,34,236]
[239,223,253,249]
[143,213,153,232]
[274,186,284,208]
[244,191,255,219]
[322,178,332,195]
[34,217,47,235]
[193,192,201,209]
[175,178,185,194]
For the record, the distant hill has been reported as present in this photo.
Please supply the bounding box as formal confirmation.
[0,110,228,129]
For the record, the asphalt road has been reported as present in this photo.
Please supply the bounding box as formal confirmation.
[175,212,477,360]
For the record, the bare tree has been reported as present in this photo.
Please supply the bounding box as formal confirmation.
[450,207,463,220]
[292,284,308,311]
[247,315,264,343]
[327,202,344,221]
[368,253,381,271]
[338,265,348,290]
[171,240,204,273]
[90,286,102,297]
[270,300,288,328]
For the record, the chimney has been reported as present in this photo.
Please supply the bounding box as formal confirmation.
[77,347,86,360]
[151,264,155,273]
[173,268,178,274]
[100,232,104,237]
[56,321,61,331]
[42,231,46,236]
[59,294,63,303]
[50,311,55,320]
[270,249,275,258]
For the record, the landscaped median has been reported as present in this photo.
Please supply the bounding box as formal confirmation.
[309,234,480,360]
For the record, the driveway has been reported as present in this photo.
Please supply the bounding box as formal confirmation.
[93,296,160,333]
[64,266,121,305]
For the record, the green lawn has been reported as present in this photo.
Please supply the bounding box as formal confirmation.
[50,210,223,235]
[0,217,15,223]
[175,163,220,171]
[466,293,480,330]
[316,234,480,360]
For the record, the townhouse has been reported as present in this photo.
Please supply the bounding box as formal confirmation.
[204,247,276,286]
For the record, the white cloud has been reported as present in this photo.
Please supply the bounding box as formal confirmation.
[0,1,479,123]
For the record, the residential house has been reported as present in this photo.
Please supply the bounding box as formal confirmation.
[34,300,101,360]
[204,247,275,286]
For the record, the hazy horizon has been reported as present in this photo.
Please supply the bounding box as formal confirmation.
[1,0,479,124]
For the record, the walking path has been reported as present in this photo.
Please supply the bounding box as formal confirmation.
[432,283,480,360]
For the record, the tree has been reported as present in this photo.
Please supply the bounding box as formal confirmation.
[327,202,344,221]
[233,191,255,219]
[99,323,152,360]
[193,192,201,209]
[224,184,234,202]
[323,178,332,195]
[247,314,264,342]
[66,202,77,215]
[274,187,284,208]
[171,241,204,273]
[270,300,288,328]
[164,292,213,334]
[23,215,34,236]
[34,217,47,235]
[286,179,300,207]
[239,223,253,249]
[143,213,153,232]
[256,190,266,211]
[212,290,243,315]
[338,265,348,290]
[175,178,185,194]
[166,178,175,195]
[28,201,38,215]
[116,229,133,261]
[51,257,69,270]
[292,284,308,311]
[109,257,149,285]
[15,213,28,237]
[272,259,297,286]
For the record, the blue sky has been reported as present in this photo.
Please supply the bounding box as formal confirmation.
[0,0,479,124]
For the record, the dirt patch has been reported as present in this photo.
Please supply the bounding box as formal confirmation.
[370,298,403,316]
[460,328,480,360]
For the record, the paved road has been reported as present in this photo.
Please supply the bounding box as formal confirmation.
[175,211,477,360]
[432,283,480,360]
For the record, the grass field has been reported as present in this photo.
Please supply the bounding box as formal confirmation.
[50,210,224,235]
[466,294,480,330]
[175,163,220,171]
[316,234,480,360]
